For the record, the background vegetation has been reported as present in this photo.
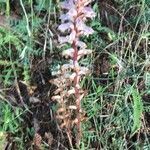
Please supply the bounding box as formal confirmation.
[0,0,149,149]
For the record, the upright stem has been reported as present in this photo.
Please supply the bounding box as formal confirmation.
[56,0,95,147]
[72,40,81,145]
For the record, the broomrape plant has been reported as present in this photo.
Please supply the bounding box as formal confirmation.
[51,0,95,146]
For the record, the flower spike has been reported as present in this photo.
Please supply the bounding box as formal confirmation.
[51,0,95,147]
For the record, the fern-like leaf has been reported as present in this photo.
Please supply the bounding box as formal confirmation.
[131,88,143,136]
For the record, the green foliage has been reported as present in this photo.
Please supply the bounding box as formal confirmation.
[0,102,23,134]
[35,0,53,11]
[0,0,149,149]
[131,88,143,135]
[0,27,22,85]
[6,0,10,16]
[23,62,31,84]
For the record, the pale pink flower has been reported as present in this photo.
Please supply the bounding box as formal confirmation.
[58,22,74,32]
[58,36,68,44]
[82,7,96,18]
[76,18,94,36]
[58,30,76,44]
[54,88,63,94]
[60,7,77,22]
[60,0,75,10]
[67,88,76,96]
[81,26,94,36]
[76,0,92,7]
[68,105,77,109]
[76,41,87,49]
[62,48,92,60]
[67,8,77,18]
[78,49,92,56]
[73,60,80,71]
[62,48,74,58]
[69,72,76,81]
[77,93,85,102]
[60,14,73,22]
[75,83,81,90]
[77,49,92,60]
[52,95,61,101]
[79,67,90,75]
[68,30,76,43]
[61,63,74,71]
